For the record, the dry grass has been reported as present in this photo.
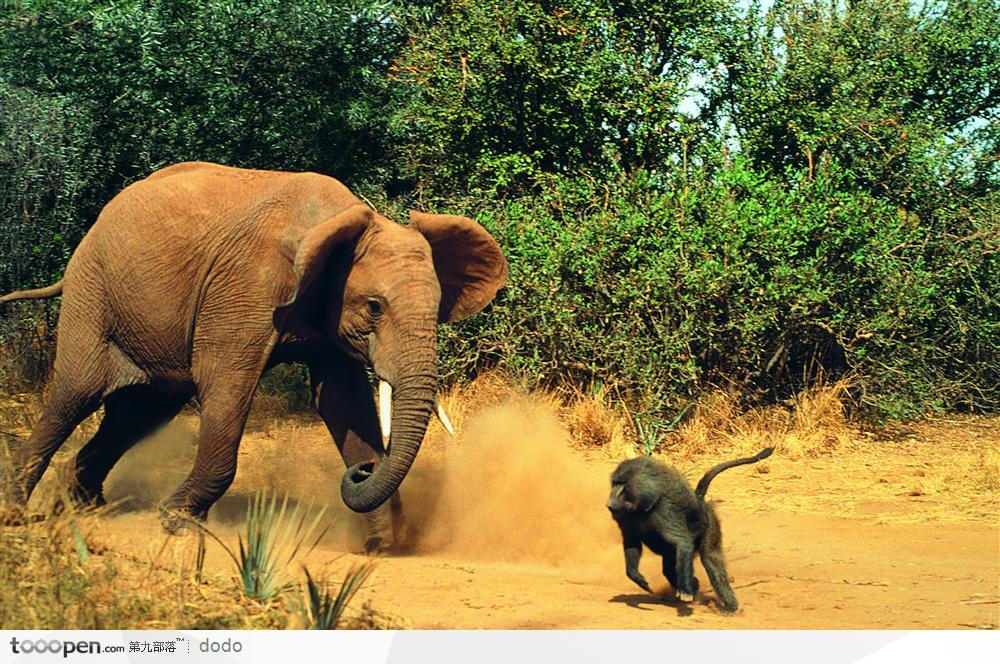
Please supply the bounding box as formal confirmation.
[0,309,56,394]
[0,494,280,628]
[558,382,637,458]
[661,381,854,461]
[0,497,398,629]
[497,376,856,463]
[876,419,1000,513]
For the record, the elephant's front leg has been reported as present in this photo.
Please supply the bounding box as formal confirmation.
[159,369,258,533]
[309,358,402,554]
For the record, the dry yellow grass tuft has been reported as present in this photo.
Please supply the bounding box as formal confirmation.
[427,375,856,464]
[662,381,854,461]
[558,382,636,457]
[894,425,1000,503]
[0,499,395,629]
[0,485,273,629]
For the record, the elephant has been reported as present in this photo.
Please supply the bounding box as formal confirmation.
[0,161,507,551]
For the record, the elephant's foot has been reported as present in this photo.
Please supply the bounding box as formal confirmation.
[362,513,393,555]
[46,486,102,520]
[158,499,207,535]
[62,482,107,511]
[364,533,391,555]
[362,502,397,555]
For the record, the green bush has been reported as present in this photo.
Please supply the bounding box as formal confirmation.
[711,0,998,211]
[0,0,405,295]
[387,0,722,196]
[0,82,91,389]
[439,160,998,419]
[1,0,996,419]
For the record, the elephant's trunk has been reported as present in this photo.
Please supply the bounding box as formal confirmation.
[340,356,436,513]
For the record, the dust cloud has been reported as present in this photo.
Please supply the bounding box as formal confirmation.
[100,392,622,569]
[103,421,197,512]
[398,394,621,566]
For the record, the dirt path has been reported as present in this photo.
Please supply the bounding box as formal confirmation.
[9,392,999,629]
[336,511,998,629]
[95,487,997,630]
[91,412,999,630]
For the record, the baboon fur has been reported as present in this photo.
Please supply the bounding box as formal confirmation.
[607,448,772,613]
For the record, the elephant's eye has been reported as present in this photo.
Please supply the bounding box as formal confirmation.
[366,299,385,317]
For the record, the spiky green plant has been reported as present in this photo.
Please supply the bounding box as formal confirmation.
[198,491,328,601]
[632,401,695,455]
[663,401,695,433]
[302,563,375,630]
[632,414,662,456]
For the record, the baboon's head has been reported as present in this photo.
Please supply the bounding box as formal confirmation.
[607,457,662,518]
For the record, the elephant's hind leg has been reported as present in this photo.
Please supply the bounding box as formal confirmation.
[70,387,189,506]
[2,293,123,520]
[4,371,104,519]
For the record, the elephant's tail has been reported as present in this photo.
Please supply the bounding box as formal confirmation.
[0,279,64,303]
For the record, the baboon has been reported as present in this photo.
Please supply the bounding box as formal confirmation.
[607,447,773,613]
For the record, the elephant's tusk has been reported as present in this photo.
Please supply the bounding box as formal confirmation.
[434,397,455,435]
[378,380,392,440]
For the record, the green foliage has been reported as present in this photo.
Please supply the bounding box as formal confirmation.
[0,0,996,418]
[301,563,375,630]
[389,0,724,196]
[0,0,405,276]
[712,0,999,210]
[439,161,997,418]
[198,491,328,601]
[632,414,663,456]
[258,364,314,414]
[0,82,92,387]
[0,83,92,293]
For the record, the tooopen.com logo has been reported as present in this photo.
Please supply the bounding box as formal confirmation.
[10,637,125,658]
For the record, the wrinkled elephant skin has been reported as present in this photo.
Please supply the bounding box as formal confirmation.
[0,162,507,551]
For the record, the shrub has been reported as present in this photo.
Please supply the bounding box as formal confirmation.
[439,160,998,419]
[301,564,375,630]
[1,0,995,420]
[196,491,328,602]
[388,0,723,197]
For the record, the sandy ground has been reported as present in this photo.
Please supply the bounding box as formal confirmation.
[8,393,1000,629]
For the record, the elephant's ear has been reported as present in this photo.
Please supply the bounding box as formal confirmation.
[409,210,509,323]
[274,204,372,333]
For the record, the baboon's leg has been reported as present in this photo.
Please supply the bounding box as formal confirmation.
[71,388,189,504]
[661,546,678,587]
[700,547,739,613]
[654,510,699,599]
[673,541,698,599]
[159,372,258,532]
[654,525,698,599]
[661,547,701,595]
[621,530,651,592]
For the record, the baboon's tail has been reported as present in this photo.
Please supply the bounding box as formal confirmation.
[695,447,773,499]
[0,279,63,304]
